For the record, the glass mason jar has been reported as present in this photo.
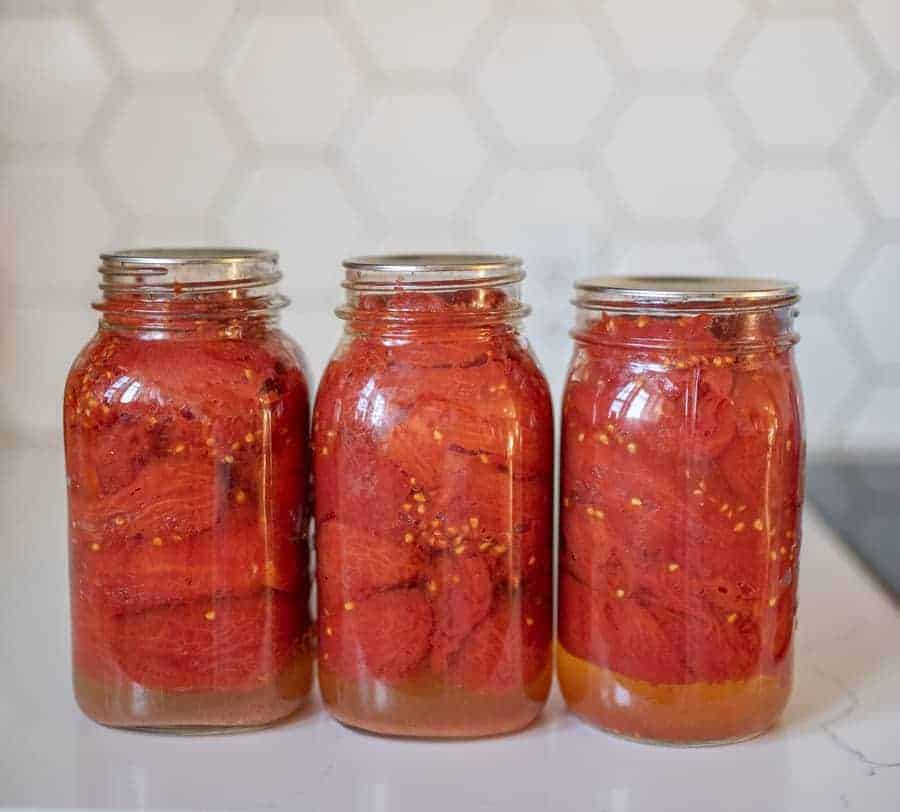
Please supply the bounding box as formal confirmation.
[558,277,804,745]
[313,254,554,737]
[64,249,313,731]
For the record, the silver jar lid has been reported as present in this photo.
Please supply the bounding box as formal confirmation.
[574,276,799,309]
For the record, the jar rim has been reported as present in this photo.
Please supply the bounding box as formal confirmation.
[100,247,278,269]
[95,247,287,321]
[574,275,799,309]
[97,246,282,293]
[337,253,530,324]
[343,253,521,273]
[342,253,524,289]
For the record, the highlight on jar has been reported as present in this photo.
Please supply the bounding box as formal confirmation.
[557,276,805,746]
[312,254,554,738]
[64,249,314,731]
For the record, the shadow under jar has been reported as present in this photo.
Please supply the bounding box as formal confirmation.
[557,277,805,746]
[313,254,554,738]
[64,249,314,731]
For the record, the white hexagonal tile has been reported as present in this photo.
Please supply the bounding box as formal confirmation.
[794,308,858,449]
[100,91,237,217]
[847,385,900,450]
[472,168,604,394]
[129,218,216,247]
[726,169,864,293]
[476,19,614,148]
[854,97,900,218]
[493,0,582,13]
[1,306,98,437]
[345,93,486,220]
[94,0,237,73]
[220,165,367,283]
[763,0,847,12]
[0,18,109,146]
[604,0,745,72]
[473,168,607,255]
[524,258,581,399]
[343,0,490,74]
[857,0,900,74]
[0,164,115,302]
[374,220,464,253]
[224,16,361,146]
[603,95,737,219]
[609,239,722,277]
[848,243,900,367]
[280,309,343,389]
[730,19,869,147]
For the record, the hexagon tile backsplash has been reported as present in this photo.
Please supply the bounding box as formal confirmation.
[1,0,898,452]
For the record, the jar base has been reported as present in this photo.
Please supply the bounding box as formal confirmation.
[319,660,551,739]
[569,716,774,749]
[557,643,791,746]
[73,650,313,732]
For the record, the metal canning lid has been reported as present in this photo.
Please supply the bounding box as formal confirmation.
[342,253,524,289]
[574,276,800,309]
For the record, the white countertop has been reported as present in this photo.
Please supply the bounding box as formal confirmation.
[1,446,899,811]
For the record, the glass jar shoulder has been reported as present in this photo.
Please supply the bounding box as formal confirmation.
[64,325,311,502]
[66,326,308,422]
[315,329,551,446]
[564,340,800,444]
[561,342,803,541]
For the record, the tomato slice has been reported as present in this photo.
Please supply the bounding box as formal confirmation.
[316,521,427,608]
[319,589,433,683]
[429,555,494,673]
[79,592,304,692]
[449,592,551,694]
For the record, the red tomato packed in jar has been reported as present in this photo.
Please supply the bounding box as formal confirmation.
[64,249,313,731]
[558,277,805,745]
[313,254,554,737]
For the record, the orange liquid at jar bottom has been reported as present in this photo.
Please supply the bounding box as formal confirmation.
[73,651,313,732]
[318,660,553,738]
[557,643,792,746]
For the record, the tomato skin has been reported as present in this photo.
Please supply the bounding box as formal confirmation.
[448,591,552,695]
[72,592,306,692]
[319,590,434,683]
[65,317,312,707]
[560,312,803,688]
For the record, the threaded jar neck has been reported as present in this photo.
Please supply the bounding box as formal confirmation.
[572,276,800,353]
[95,248,288,332]
[337,254,531,331]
